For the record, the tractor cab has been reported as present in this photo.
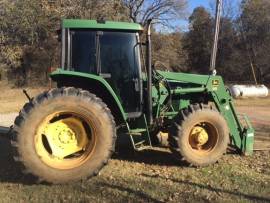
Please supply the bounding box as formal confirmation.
[60,19,144,116]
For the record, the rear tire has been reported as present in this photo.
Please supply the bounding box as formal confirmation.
[11,87,116,184]
[169,104,229,166]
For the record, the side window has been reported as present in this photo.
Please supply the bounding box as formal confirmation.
[99,32,141,113]
[71,30,96,73]
[99,32,139,80]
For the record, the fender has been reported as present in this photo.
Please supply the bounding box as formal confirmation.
[50,69,127,122]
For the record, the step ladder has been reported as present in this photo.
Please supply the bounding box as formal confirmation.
[127,115,152,151]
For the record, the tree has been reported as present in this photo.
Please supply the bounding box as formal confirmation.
[0,0,59,85]
[122,0,187,27]
[239,0,270,83]
[183,7,213,73]
[0,0,129,86]
[183,4,250,81]
[152,31,188,72]
[216,17,246,81]
[51,0,128,21]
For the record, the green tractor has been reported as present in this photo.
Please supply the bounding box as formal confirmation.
[11,18,254,184]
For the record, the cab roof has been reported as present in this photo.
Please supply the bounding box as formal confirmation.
[62,19,144,31]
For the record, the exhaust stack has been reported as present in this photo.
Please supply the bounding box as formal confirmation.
[146,19,153,125]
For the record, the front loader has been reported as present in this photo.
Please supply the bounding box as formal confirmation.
[11,1,254,184]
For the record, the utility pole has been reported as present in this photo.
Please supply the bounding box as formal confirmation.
[210,0,223,75]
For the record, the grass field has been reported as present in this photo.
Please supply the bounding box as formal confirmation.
[0,83,269,203]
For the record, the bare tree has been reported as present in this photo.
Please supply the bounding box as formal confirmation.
[122,0,187,27]
[47,0,128,21]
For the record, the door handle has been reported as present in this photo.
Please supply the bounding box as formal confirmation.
[99,73,111,78]
[133,78,140,92]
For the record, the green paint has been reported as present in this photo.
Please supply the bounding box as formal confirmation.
[157,70,210,85]
[205,76,254,153]
[171,87,205,94]
[179,99,190,109]
[239,114,255,155]
[50,67,254,154]
[54,67,253,154]
[126,114,152,151]
[62,19,143,31]
[56,19,254,154]
[50,69,127,121]
[152,71,254,154]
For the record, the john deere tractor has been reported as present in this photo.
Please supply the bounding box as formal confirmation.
[11,18,254,184]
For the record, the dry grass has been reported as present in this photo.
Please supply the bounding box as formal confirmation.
[0,81,46,113]
[0,83,269,202]
[234,95,270,107]
[0,140,269,203]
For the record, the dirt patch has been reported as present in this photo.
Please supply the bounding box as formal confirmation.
[0,81,46,113]
[234,95,270,150]
[236,106,270,125]
[234,95,270,107]
[0,113,17,127]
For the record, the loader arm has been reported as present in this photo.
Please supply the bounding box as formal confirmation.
[155,70,254,155]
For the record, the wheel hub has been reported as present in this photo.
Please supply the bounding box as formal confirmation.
[40,117,89,159]
[190,126,209,146]
[58,127,76,144]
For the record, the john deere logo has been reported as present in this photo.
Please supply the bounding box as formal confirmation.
[212,80,219,87]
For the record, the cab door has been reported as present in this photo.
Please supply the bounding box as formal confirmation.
[98,31,142,117]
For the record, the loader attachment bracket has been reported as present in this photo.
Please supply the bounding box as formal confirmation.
[238,114,255,155]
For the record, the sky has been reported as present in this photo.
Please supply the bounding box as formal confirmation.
[178,0,212,31]
[189,0,210,11]
[178,0,241,31]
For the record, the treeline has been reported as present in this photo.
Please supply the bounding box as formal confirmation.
[0,0,269,86]
[183,0,270,84]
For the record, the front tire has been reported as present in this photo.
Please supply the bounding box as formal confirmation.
[11,87,116,184]
[169,104,229,166]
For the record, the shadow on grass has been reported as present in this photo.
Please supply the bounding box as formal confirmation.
[0,135,183,185]
[0,134,184,185]
[97,182,163,203]
[0,136,41,185]
[113,135,187,167]
[112,148,186,167]
[142,174,270,202]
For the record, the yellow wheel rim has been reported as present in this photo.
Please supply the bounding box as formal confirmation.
[189,122,218,154]
[35,112,96,170]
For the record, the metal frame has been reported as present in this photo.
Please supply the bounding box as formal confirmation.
[61,28,65,69]
[96,31,102,74]
[67,28,71,70]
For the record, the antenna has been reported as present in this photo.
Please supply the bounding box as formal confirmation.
[210,0,223,75]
